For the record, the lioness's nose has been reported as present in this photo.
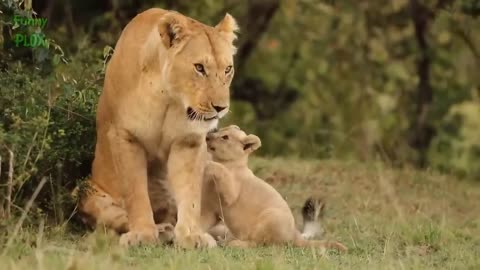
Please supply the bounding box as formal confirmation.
[212,103,227,113]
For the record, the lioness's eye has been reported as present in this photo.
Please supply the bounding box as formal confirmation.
[222,135,229,140]
[225,65,232,74]
[194,64,205,74]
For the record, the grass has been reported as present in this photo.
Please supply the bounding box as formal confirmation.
[1,157,480,269]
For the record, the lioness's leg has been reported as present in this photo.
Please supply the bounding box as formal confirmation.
[204,161,239,206]
[168,134,215,248]
[147,179,176,245]
[108,128,157,246]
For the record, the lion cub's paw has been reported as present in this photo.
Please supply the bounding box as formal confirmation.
[201,233,218,248]
[119,228,158,247]
[174,231,218,249]
[157,223,175,244]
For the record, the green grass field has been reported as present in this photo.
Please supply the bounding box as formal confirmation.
[1,158,479,269]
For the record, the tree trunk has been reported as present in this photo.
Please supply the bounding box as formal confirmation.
[235,0,280,72]
[231,0,299,120]
[408,0,453,167]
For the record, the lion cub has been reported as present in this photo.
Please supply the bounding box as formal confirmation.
[201,125,347,251]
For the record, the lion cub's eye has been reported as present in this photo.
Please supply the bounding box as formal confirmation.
[225,65,232,74]
[194,64,206,74]
[221,135,229,140]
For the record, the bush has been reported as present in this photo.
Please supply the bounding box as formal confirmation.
[0,0,104,220]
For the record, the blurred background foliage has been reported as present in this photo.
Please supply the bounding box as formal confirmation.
[0,0,479,221]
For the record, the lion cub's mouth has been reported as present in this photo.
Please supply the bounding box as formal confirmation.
[187,107,218,121]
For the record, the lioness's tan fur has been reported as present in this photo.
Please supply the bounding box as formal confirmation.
[76,8,238,248]
[201,126,348,251]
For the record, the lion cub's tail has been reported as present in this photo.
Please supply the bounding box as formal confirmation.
[301,196,326,240]
[294,196,348,252]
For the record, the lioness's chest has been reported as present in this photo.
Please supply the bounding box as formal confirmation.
[139,105,216,163]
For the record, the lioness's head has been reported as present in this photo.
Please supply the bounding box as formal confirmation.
[158,11,239,126]
[206,125,261,162]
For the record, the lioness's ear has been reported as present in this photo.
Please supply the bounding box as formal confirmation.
[242,134,261,154]
[158,12,189,48]
[215,13,239,43]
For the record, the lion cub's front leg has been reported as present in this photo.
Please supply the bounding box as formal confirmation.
[168,134,216,249]
[204,161,239,206]
[108,129,158,247]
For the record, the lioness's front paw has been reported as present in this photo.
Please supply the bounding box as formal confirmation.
[174,229,217,249]
[119,228,158,247]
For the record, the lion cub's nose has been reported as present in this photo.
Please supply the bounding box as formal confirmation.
[212,103,227,113]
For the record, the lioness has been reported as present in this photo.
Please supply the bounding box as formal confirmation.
[200,126,348,251]
[76,8,239,248]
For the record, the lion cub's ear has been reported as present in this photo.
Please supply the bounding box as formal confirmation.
[158,11,190,49]
[242,134,261,154]
[215,13,239,43]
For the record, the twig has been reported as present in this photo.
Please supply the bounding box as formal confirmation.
[55,162,64,225]
[36,219,45,248]
[2,177,47,255]
[6,149,14,219]
[33,106,51,165]
[13,106,52,203]
[212,178,227,241]
[51,104,92,121]
[62,203,79,228]
[453,26,480,64]
[0,154,3,219]
[49,175,57,224]
[22,131,39,172]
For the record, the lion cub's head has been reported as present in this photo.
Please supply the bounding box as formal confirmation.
[158,11,239,126]
[206,125,261,162]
